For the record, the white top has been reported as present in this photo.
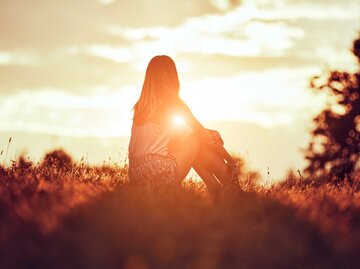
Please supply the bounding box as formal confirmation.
[128,122,175,158]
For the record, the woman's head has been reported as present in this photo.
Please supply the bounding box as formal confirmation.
[133,55,181,125]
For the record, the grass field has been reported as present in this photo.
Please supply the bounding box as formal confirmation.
[0,149,359,269]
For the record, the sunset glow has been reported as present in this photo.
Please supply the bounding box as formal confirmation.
[1,0,359,179]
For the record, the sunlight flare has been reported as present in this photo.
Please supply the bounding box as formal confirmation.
[172,115,186,127]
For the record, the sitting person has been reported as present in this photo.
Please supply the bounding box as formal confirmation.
[128,55,238,192]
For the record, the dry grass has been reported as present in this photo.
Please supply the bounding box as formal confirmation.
[0,149,359,269]
[265,180,360,254]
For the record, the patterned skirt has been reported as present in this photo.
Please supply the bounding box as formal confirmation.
[128,153,179,186]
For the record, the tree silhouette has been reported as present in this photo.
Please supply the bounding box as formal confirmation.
[305,35,360,182]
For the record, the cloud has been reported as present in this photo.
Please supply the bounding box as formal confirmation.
[0,50,141,93]
[104,0,357,65]
[178,53,318,79]
[98,0,357,79]
[284,18,359,70]
[0,50,40,66]
[97,0,116,5]
[209,0,243,11]
[247,0,359,19]
[0,0,218,50]
[103,6,306,67]
[179,66,324,126]
[1,0,358,94]
[0,88,139,136]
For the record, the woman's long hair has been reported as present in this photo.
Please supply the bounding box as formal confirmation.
[133,55,181,125]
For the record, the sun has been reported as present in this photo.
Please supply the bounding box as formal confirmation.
[172,115,186,127]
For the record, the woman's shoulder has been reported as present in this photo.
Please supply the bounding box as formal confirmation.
[132,99,191,127]
[171,99,191,113]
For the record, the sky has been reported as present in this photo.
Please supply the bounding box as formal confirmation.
[1,0,360,180]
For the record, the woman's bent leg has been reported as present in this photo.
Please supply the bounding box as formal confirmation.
[195,146,233,186]
[169,133,232,185]
[192,160,222,193]
[169,132,201,181]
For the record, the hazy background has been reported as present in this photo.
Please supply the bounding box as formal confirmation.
[1,0,359,180]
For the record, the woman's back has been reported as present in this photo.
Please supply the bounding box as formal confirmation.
[128,122,174,158]
[128,117,183,185]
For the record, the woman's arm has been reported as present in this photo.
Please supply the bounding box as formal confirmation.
[179,102,212,143]
[178,102,235,164]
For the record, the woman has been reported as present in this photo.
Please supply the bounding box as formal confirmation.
[128,55,237,191]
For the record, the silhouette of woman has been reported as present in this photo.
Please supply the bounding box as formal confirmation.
[128,55,237,192]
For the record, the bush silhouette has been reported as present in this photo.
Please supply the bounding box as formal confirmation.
[42,149,73,171]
